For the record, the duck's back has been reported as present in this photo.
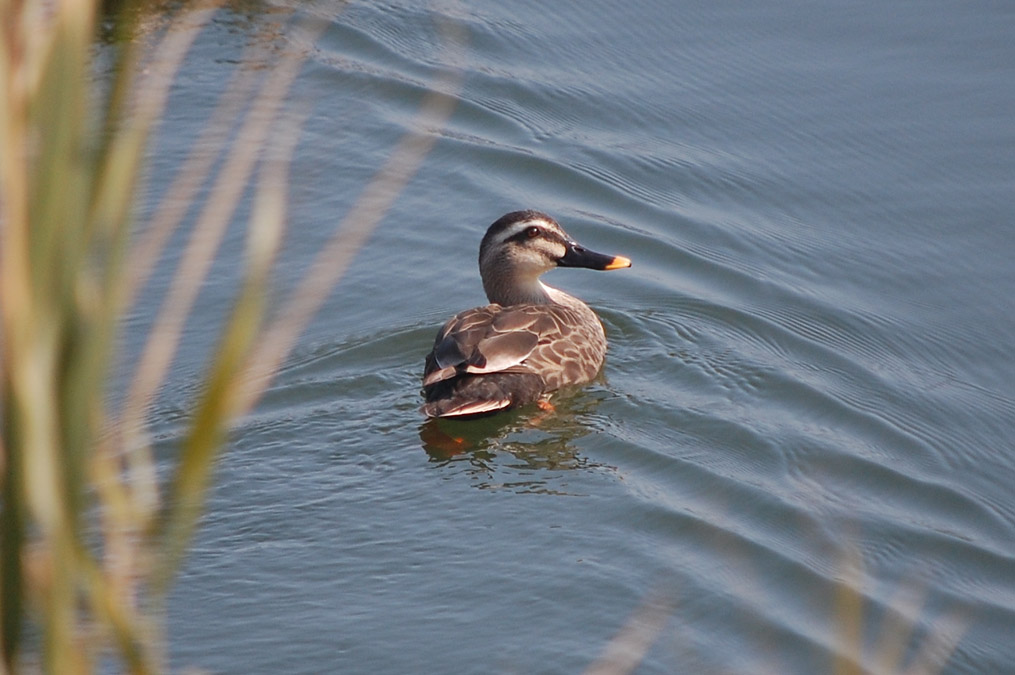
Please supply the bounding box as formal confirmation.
[421,301,606,418]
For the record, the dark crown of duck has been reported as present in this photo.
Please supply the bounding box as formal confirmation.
[421,210,630,418]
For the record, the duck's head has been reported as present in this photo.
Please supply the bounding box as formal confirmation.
[478,210,631,306]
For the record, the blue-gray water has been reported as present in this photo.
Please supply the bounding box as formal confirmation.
[132,1,1015,672]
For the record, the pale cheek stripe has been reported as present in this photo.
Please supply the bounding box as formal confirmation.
[488,218,554,248]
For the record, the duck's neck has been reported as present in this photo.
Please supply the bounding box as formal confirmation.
[484,274,564,306]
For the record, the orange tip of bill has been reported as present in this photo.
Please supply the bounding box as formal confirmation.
[605,255,632,270]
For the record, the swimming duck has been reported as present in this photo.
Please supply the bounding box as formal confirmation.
[421,210,631,418]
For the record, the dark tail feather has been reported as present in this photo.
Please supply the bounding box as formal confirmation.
[422,373,544,418]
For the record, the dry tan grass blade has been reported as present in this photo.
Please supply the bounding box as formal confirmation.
[235,12,468,415]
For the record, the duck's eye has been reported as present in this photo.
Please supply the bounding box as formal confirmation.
[526,226,541,238]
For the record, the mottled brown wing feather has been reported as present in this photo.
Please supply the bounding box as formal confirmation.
[521,304,606,391]
[422,302,607,391]
[423,305,542,386]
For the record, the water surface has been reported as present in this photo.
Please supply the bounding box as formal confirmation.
[132,1,1015,672]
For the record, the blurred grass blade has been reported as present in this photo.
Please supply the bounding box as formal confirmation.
[871,578,927,674]
[584,591,676,675]
[235,10,468,415]
[152,6,467,584]
[122,14,312,457]
[124,9,266,307]
[2,0,96,670]
[152,106,300,589]
[1,0,467,671]
[831,545,865,675]
[901,609,967,675]
[0,413,26,670]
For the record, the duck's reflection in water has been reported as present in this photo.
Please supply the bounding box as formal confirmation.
[418,390,616,494]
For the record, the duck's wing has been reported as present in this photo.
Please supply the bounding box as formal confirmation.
[519,309,606,391]
[422,304,566,387]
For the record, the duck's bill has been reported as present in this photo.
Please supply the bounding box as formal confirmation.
[602,255,633,270]
[559,242,632,270]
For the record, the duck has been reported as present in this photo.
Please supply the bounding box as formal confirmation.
[421,210,631,418]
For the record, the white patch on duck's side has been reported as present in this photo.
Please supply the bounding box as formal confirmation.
[440,398,513,417]
[464,331,538,374]
[539,281,581,308]
[421,365,456,387]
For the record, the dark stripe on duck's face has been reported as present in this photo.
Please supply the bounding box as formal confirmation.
[503,221,563,245]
